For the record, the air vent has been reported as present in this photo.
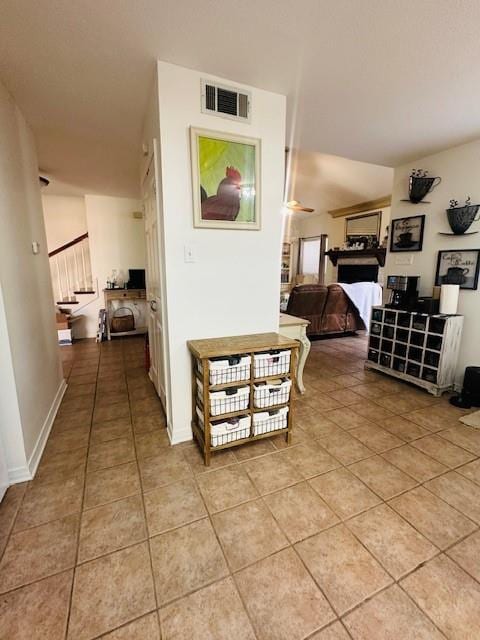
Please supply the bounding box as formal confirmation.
[201,80,251,123]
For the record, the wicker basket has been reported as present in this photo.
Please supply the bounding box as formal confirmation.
[111,307,135,333]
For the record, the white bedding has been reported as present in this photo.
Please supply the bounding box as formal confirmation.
[337,281,383,333]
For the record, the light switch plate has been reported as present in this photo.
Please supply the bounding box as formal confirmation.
[184,245,195,263]
[31,241,40,255]
[395,254,414,265]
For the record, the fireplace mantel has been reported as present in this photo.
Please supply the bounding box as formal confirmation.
[325,248,386,267]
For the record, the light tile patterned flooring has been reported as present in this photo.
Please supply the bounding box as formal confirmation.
[1,335,480,638]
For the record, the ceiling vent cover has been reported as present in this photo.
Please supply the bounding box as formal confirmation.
[201,80,251,123]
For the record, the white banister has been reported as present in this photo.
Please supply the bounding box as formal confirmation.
[64,254,70,300]
[74,245,79,291]
[55,256,62,301]
[49,233,95,305]
[81,243,87,291]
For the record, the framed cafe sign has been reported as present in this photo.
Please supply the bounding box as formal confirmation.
[390,215,425,252]
[435,249,480,290]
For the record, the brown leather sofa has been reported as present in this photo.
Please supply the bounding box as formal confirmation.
[286,284,365,337]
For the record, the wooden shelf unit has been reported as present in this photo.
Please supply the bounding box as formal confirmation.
[281,242,293,291]
[365,306,464,396]
[187,332,299,466]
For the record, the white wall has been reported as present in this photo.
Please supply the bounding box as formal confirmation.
[145,61,286,443]
[42,195,87,253]
[385,138,480,385]
[0,79,64,482]
[0,284,26,477]
[84,195,145,338]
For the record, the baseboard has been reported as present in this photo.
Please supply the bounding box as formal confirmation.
[27,378,67,479]
[167,420,193,445]
[8,465,32,484]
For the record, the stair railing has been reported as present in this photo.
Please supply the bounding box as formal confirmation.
[48,233,94,305]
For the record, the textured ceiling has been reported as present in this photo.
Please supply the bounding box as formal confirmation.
[1,0,479,197]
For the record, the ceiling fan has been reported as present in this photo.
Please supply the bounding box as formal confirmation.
[286,200,314,213]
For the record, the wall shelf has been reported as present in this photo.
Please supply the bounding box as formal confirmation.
[326,247,386,267]
[400,199,431,204]
[438,231,478,236]
[281,241,293,289]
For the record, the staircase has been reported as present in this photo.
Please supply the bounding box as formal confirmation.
[48,233,98,313]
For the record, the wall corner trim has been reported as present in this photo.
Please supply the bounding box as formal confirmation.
[7,465,32,484]
[167,420,192,446]
[11,378,68,483]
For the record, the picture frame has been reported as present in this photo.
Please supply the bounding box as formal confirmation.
[190,127,261,230]
[435,249,480,290]
[345,211,382,247]
[390,215,425,252]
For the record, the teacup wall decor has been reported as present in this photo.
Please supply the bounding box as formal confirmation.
[446,197,480,235]
[407,169,442,204]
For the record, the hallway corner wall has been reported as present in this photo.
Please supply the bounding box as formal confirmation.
[0,78,63,482]
[145,61,286,444]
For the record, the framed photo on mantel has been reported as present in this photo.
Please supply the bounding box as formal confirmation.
[435,249,480,290]
[390,215,425,252]
[190,127,261,230]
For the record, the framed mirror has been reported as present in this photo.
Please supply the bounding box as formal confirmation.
[345,211,382,247]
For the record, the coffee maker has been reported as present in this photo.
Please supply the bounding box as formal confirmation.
[386,275,419,310]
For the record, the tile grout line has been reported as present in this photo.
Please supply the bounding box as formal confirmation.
[1,335,479,638]
[124,340,163,638]
[6,435,475,629]
[253,493,343,634]
[187,452,262,640]
[64,346,101,640]
[292,381,454,635]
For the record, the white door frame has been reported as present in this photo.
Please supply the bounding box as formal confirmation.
[141,141,171,425]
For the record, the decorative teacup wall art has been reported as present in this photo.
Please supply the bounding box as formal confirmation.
[407,169,442,204]
[446,197,480,235]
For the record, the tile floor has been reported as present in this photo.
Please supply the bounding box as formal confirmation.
[1,334,480,638]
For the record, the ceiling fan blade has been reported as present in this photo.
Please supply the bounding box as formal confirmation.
[286,200,314,213]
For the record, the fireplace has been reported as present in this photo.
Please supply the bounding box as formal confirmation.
[337,263,379,283]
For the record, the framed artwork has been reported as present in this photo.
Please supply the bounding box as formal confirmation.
[390,215,425,252]
[190,127,261,230]
[345,211,382,247]
[435,249,480,290]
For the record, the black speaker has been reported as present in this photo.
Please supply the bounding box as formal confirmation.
[415,297,440,314]
[450,366,480,408]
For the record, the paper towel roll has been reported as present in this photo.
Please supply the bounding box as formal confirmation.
[440,284,460,315]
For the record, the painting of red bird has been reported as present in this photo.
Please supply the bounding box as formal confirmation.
[192,129,260,229]
[201,166,242,221]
